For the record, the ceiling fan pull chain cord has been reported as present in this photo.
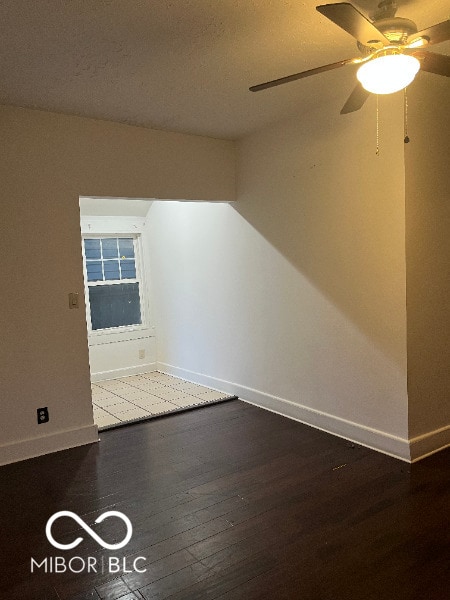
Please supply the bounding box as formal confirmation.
[376,94,380,156]
[404,87,410,144]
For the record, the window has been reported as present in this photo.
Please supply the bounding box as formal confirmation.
[82,236,145,332]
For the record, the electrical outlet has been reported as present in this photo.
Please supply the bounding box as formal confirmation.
[37,407,49,424]
[139,349,145,359]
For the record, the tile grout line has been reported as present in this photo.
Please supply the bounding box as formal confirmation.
[92,372,235,429]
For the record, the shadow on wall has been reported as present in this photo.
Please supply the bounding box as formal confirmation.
[404,75,450,436]
[235,92,407,371]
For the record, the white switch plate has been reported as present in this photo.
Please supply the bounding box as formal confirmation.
[68,293,79,309]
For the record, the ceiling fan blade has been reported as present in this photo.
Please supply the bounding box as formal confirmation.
[249,57,359,92]
[340,83,370,114]
[316,2,388,46]
[414,51,450,77]
[410,20,450,46]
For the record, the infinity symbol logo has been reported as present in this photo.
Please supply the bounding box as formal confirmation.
[46,511,133,550]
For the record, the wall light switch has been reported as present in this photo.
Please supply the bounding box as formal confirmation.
[68,292,79,309]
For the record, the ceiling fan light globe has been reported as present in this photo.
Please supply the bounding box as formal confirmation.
[357,54,420,94]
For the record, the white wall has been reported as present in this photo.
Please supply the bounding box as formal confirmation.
[149,93,411,460]
[0,105,235,466]
[405,76,450,460]
[2,89,446,466]
[79,197,152,217]
[88,335,156,381]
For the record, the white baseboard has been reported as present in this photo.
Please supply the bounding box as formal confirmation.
[158,362,236,393]
[0,424,99,467]
[410,425,450,462]
[158,362,411,462]
[91,362,157,382]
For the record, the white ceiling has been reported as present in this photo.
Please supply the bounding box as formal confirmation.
[0,0,447,139]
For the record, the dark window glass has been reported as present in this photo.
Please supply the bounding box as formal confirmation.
[120,259,136,279]
[101,238,118,259]
[119,238,135,259]
[84,239,101,259]
[103,259,120,280]
[86,261,103,282]
[89,283,142,330]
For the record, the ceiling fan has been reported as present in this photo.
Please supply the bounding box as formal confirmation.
[249,1,450,114]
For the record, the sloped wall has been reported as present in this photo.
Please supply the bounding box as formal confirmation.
[150,93,410,459]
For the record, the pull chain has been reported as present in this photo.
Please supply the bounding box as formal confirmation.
[404,87,410,144]
[376,94,380,156]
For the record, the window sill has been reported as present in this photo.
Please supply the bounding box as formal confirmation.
[88,326,155,346]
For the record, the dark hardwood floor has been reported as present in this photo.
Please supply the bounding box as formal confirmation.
[0,399,449,600]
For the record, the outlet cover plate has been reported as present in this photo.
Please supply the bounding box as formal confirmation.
[37,407,49,424]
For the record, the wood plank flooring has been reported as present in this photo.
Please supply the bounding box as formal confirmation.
[0,400,448,600]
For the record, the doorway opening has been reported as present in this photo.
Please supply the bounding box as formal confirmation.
[79,196,236,430]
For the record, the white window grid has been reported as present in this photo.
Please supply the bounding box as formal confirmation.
[81,234,147,334]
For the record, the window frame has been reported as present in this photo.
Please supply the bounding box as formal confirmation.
[82,232,148,339]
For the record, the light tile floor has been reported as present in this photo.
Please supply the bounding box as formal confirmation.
[92,372,235,430]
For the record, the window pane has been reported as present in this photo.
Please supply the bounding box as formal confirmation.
[84,239,101,259]
[118,238,135,259]
[103,259,120,280]
[120,259,136,279]
[89,283,142,330]
[101,238,118,259]
[86,261,103,282]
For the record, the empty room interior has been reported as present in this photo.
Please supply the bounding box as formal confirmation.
[0,1,449,599]
[80,197,238,430]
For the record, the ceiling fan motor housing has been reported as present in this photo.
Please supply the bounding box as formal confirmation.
[358,17,418,53]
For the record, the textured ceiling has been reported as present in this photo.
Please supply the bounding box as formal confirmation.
[0,0,447,139]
